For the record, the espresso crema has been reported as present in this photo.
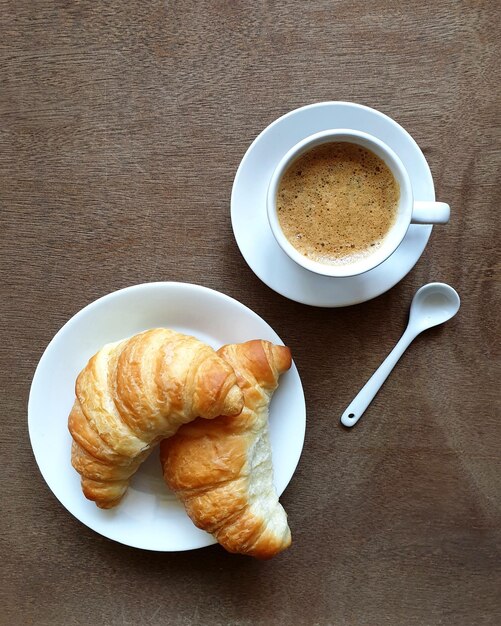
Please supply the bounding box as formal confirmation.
[276,142,400,265]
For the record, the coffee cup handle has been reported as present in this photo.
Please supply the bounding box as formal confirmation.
[411,201,450,225]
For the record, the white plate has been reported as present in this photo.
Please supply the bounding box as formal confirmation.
[231,101,436,307]
[28,282,306,551]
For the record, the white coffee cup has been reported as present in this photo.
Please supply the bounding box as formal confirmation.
[266,129,450,278]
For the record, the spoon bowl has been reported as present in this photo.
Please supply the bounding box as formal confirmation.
[408,283,461,332]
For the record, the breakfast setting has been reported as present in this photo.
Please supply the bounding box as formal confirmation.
[2,2,499,625]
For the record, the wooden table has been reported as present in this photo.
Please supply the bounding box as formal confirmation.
[1,1,499,624]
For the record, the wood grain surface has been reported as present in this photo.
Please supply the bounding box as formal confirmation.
[1,1,500,624]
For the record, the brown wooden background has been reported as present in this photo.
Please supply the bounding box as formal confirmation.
[1,1,500,624]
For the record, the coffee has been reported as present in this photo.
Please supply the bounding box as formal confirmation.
[276,142,400,265]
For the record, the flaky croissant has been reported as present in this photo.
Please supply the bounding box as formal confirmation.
[68,328,244,509]
[160,339,292,559]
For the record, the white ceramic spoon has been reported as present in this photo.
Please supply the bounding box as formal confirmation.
[341,282,460,428]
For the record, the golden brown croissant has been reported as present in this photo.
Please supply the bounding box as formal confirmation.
[68,328,244,508]
[160,340,292,559]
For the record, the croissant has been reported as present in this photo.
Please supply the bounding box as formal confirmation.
[160,339,292,559]
[68,328,244,509]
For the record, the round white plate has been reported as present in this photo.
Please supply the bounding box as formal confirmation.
[231,101,436,307]
[28,282,306,551]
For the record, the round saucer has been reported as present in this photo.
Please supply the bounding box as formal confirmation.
[231,102,435,307]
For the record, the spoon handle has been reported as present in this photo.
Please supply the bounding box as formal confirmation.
[341,328,417,427]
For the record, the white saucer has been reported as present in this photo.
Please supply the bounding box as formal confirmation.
[28,282,306,551]
[231,102,435,307]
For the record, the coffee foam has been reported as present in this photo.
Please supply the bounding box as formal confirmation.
[276,142,400,266]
